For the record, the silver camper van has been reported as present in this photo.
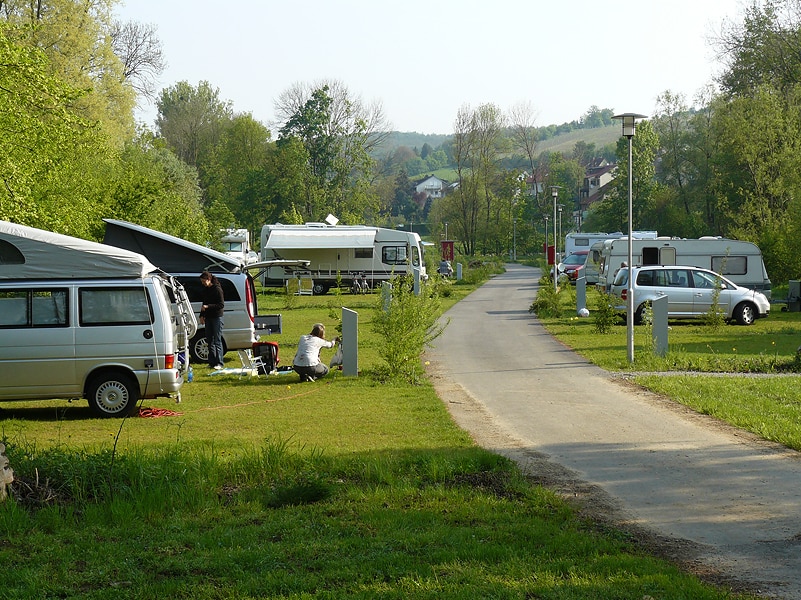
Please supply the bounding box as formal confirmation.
[0,222,196,417]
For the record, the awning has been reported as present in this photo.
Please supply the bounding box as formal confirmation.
[266,229,376,249]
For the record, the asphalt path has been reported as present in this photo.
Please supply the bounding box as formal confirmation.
[426,263,801,599]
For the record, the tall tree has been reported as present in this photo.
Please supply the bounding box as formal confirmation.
[156,80,232,172]
[1,0,136,145]
[110,19,165,101]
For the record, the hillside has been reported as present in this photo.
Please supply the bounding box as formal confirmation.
[379,125,621,157]
[536,124,620,154]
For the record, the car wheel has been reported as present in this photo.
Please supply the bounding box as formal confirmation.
[87,372,139,418]
[634,304,646,325]
[734,302,756,325]
[190,332,209,363]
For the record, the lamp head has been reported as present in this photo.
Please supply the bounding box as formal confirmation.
[613,112,648,138]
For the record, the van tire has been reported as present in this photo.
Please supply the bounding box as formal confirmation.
[634,304,646,325]
[189,331,228,364]
[87,372,139,418]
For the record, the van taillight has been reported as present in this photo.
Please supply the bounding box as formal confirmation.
[621,290,628,300]
[165,354,175,369]
[246,279,255,322]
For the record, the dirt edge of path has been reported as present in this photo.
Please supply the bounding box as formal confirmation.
[426,361,765,597]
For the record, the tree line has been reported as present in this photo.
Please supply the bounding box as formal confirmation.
[3,0,801,283]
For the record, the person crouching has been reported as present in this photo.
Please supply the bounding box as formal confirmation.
[292,323,338,382]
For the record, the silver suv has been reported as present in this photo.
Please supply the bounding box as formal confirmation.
[611,265,770,325]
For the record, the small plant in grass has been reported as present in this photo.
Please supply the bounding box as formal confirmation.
[372,275,446,383]
[592,289,618,334]
[529,277,561,318]
[701,278,726,330]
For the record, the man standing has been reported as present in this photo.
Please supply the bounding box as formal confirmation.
[199,271,225,369]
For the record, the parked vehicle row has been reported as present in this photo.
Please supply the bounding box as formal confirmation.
[611,265,770,326]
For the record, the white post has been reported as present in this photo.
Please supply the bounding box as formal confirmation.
[341,308,358,377]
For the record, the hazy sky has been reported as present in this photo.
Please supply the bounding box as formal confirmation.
[115,0,746,135]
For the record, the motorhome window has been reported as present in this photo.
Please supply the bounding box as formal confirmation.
[574,238,589,247]
[80,288,153,326]
[712,255,746,276]
[354,248,373,259]
[0,239,24,264]
[0,291,28,327]
[382,246,408,265]
[0,289,67,327]
[32,290,67,326]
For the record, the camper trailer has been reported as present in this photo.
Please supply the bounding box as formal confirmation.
[0,221,196,417]
[259,223,427,295]
[587,236,771,298]
[563,231,657,256]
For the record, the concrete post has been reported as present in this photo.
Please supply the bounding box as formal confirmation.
[342,308,358,377]
[651,296,668,357]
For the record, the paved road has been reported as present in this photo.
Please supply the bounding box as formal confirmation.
[427,263,801,600]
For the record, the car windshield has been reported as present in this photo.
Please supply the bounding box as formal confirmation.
[563,253,586,265]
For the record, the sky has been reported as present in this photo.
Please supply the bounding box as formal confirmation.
[114,0,747,135]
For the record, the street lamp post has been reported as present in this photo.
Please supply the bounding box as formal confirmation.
[512,218,517,261]
[544,215,549,263]
[613,112,647,364]
[550,186,560,292]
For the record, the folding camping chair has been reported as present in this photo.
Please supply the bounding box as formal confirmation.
[237,349,267,379]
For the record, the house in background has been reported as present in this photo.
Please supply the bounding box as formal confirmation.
[579,160,616,218]
[413,175,447,200]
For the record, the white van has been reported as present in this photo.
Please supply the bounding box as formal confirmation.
[0,222,197,417]
[103,219,259,364]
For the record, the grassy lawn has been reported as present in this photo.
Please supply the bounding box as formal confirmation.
[0,273,759,599]
[536,279,801,452]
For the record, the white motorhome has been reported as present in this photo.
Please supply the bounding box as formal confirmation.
[220,228,257,264]
[587,236,771,298]
[259,223,427,295]
[0,221,196,417]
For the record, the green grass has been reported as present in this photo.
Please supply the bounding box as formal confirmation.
[0,272,758,599]
[535,281,801,452]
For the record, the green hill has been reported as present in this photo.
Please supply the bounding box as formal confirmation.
[536,124,621,154]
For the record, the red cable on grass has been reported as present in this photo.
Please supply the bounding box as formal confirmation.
[138,407,184,418]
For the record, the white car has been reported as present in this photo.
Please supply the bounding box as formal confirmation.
[611,265,770,325]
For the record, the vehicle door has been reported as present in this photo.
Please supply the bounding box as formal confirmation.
[663,268,695,316]
[690,270,722,316]
[0,287,76,398]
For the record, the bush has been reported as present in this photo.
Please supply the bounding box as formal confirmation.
[372,275,446,383]
[529,277,561,318]
[592,289,619,334]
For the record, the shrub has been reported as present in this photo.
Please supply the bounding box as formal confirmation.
[372,275,446,383]
[592,289,619,334]
[529,277,561,318]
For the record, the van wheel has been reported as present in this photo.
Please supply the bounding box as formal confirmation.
[634,304,646,325]
[189,332,228,363]
[734,302,756,325]
[87,373,139,418]
[190,332,209,363]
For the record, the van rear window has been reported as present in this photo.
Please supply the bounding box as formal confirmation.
[177,277,242,303]
[80,288,153,326]
[0,289,68,328]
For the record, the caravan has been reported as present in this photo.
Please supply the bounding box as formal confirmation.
[0,221,196,417]
[259,223,427,295]
[587,236,771,298]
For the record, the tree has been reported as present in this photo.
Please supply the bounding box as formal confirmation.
[715,0,801,97]
[111,19,165,101]
[156,80,233,171]
[1,0,136,145]
[587,121,659,232]
[0,21,112,236]
[276,82,380,223]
